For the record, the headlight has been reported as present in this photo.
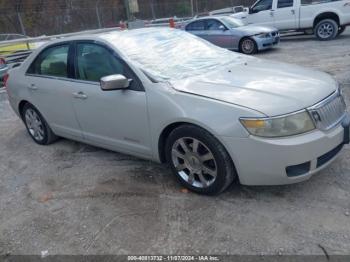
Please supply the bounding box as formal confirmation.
[256,33,270,38]
[240,111,315,138]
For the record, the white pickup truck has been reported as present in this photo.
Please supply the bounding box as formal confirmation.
[231,0,350,40]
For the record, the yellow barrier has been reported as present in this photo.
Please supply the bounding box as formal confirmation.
[0,43,35,55]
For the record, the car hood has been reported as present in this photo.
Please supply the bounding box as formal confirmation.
[170,58,337,116]
[235,25,277,35]
[230,12,249,19]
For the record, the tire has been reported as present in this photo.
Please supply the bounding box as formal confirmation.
[314,19,338,41]
[338,26,346,36]
[22,103,58,145]
[239,37,258,55]
[165,125,236,195]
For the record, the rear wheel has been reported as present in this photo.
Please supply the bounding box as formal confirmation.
[165,125,236,195]
[22,103,58,145]
[239,37,258,55]
[314,19,338,41]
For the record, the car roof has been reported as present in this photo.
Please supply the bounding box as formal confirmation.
[188,16,226,22]
[34,28,177,48]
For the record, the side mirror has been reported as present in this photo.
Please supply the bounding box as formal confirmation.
[219,25,227,31]
[100,74,130,91]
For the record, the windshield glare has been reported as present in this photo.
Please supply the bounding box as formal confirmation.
[221,17,246,28]
[102,29,241,81]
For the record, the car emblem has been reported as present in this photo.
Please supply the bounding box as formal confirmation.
[311,111,322,122]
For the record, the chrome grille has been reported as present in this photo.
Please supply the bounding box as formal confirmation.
[308,91,346,131]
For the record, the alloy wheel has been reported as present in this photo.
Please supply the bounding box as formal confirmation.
[171,137,217,188]
[25,108,45,142]
[318,22,334,39]
[241,39,255,54]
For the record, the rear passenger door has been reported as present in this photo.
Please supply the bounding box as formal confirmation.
[185,20,206,39]
[273,0,297,30]
[25,43,83,139]
[69,41,152,157]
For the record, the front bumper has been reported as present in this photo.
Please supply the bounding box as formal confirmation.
[254,35,280,51]
[221,115,349,186]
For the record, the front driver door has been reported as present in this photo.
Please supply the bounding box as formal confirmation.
[70,42,152,157]
[246,0,274,27]
[204,19,235,49]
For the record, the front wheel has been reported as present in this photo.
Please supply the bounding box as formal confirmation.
[165,125,236,195]
[314,19,338,41]
[239,37,258,55]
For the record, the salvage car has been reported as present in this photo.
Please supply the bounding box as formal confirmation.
[184,16,279,54]
[5,28,350,195]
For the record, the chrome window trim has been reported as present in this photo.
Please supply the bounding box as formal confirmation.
[25,73,99,86]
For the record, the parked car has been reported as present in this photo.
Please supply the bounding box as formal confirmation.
[184,16,279,54]
[0,57,8,84]
[5,28,349,195]
[209,5,245,16]
[230,0,350,40]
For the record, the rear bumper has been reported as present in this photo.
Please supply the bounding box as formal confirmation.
[220,115,349,186]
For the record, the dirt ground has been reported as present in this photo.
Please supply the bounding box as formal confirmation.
[0,29,350,256]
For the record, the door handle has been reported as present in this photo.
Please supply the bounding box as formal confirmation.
[27,84,38,91]
[291,9,295,15]
[73,91,88,100]
[270,10,274,16]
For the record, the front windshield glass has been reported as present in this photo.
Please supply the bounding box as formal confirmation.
[102,28,242,81]
[221,17,246,28]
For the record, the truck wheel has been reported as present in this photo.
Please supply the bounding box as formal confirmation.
[338,26,346,36]
[165,125,236,195]
[314,19,338,41]
[239,38,258,55]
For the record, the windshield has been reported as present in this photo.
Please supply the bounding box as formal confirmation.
[221,17,246,28]
[102,28,241,81]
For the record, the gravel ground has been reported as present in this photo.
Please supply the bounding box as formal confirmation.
[0,29,350,256]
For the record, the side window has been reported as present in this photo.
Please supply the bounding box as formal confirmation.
[185,20,205,31]
[76,43,125,82]
[252,0,273,13]
[206,20,225,31]
[27,45,69,78]
[277,0,293,8]
[301,0,339,4]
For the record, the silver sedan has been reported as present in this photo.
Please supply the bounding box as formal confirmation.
[5,28,348,195]
[184,16,280,54]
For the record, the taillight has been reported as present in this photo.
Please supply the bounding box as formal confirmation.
[3,73,9,89]
[0,58,5,65]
